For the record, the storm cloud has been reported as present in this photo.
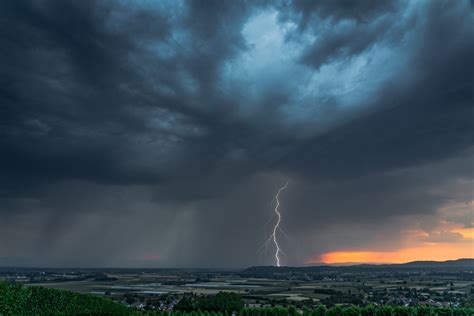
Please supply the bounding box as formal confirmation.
[0,0,473,267]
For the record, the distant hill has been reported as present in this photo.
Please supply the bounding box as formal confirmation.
[328,258,474,269]
[241,258,474,276]
[393,258,474,268]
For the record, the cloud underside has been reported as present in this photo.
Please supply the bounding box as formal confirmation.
[0,0,473,267]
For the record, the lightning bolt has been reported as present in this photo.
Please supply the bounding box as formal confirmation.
[270,181,288,267]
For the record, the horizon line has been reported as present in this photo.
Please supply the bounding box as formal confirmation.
[0,257,472,270]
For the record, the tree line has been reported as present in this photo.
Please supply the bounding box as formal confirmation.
[150,306,474,316]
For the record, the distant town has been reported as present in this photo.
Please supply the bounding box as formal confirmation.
[1,259,472,312]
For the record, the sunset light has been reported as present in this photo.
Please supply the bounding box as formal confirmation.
[314,243,474,265]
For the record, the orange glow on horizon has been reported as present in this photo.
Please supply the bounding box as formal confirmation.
[452,227,474,239]
[311,243,473,264]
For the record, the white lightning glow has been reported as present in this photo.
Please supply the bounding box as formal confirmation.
[271,181,288,267]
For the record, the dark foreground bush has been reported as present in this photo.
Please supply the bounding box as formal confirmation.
[175,292,244,314]
[0,281,130,315]
[241,306,474,316]
[152,305,474,316]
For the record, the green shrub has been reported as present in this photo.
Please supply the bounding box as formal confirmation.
[0,281,130,315]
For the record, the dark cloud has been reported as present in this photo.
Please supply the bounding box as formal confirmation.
[284,0,474,178]
[417,231,467,244]
[284,0,397,24]
[0,0,472,267]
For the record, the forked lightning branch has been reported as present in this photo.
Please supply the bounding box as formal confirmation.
[270,181,288,267]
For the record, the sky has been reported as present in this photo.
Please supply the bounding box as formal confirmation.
[0,0,473,268]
